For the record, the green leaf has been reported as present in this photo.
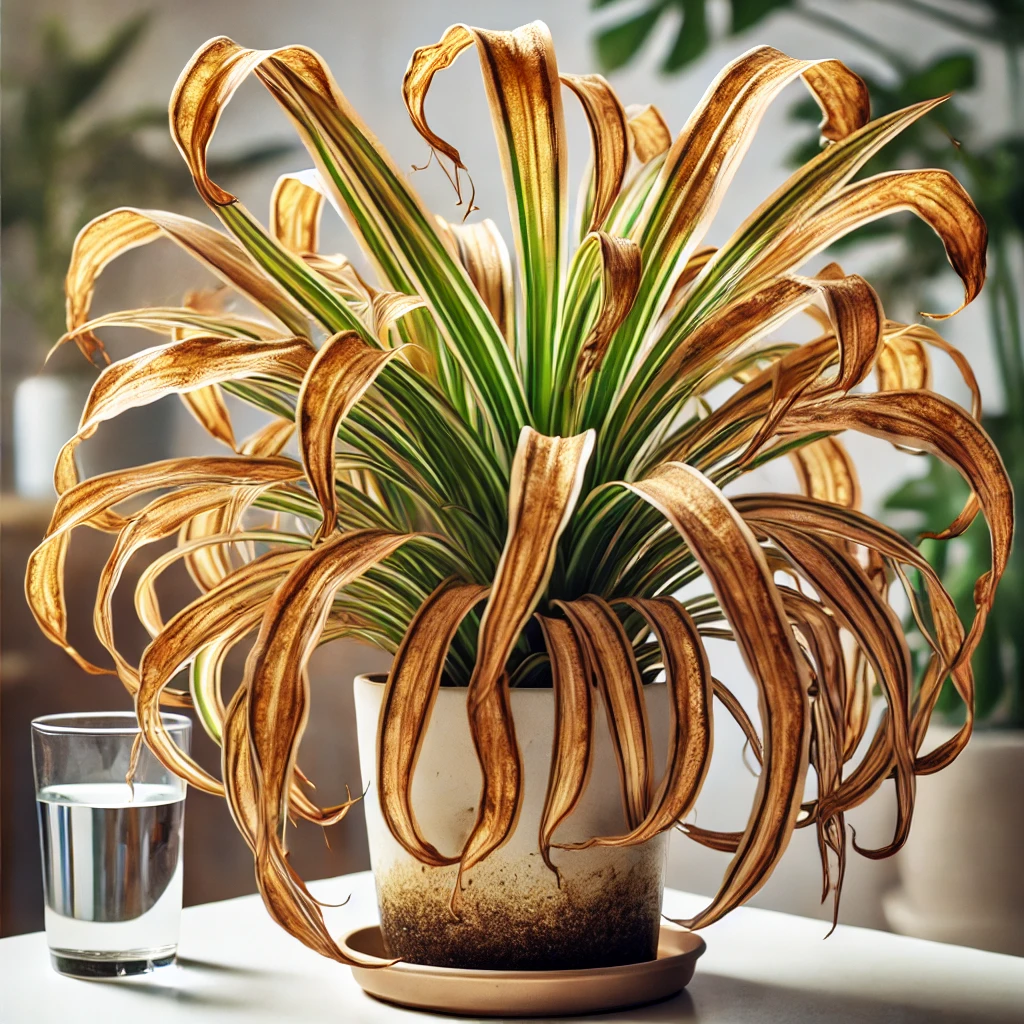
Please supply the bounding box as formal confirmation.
[730,0,794,34]
[905,52,977,98]
[596,6,666,72]
[44,12,151,120]
[661,0,709,74]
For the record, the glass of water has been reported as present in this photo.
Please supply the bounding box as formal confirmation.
[31,712,191,978]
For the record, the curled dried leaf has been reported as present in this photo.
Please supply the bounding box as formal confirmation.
[571,597,711,848]
[66,208,308,363]
[783,391,1012,642]
[556,597,652,833]
[573,233,642,388]
[137,547,308,794]
[789,437,861,509]
[25,457,303,678]
[404,21,566,407]
[296,331,407,540]
[626,103,671,164]
[536,614,593,878]
[625,463,810,928]
[77,335,313,439]
[561,73,629,233]
[271,169,327,254]
[435,217,515,344]
[244,530,420,963]
[378,579,487,866]
[769,170,987,318]
[456,428,594,894]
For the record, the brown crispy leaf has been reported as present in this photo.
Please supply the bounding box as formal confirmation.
[455,428,594,894]
[877,324,931,395]
[750,521,916,857]
[618,47,867,363]
[735,494,973,779]
[56,305,282,352]
[626,103,671,164]
[626,463,810,928]
[738,271,883,459]
[378,579,487,866]
[536,613,593,878]
[574,597,711,847]
[66,208,308,363]
[561,73,629,233]
[769,170,987,318]
[271,170,326,254]
[181,385,237,451]
[435,218,515,344]
[789,437,861,508]
[404,22,566,401]
[556,597,653,832]
[77,335,313,439]
[574,233,642,388]
[137,547,307,794]
[783,391,1012,644]
[244,530,419,963]
[801,61,871,142]
[296,330,407,540]
[95,485,241,693]
[25,457,302,679]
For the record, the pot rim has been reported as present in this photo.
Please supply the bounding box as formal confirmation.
[354,672,667,690]
[924,721,1024,749]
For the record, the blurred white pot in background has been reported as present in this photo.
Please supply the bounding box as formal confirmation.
[884,726,1024,956]
[12,374,91,498]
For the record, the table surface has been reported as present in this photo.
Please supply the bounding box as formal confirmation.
[2,871,1021,1023]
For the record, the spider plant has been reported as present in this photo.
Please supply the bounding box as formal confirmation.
[26,22,1011,963]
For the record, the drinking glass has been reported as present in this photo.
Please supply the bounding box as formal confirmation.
[31,712,191,978]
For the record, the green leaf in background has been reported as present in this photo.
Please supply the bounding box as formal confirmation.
[662,0,709,73]
[595,3,667,72]
[730,0,793,33]
[1,13,296,350]
[38,12,150,121]
[594,0,795,75]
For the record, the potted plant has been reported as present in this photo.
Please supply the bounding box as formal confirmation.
[25,20,1011,978]
[2,14,290,495]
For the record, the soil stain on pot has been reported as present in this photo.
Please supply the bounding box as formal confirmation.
[377,851,664,970]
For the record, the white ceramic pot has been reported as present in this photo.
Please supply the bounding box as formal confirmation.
[12,374,91,498]
[354,674,670,970]
[883,726,1024,956]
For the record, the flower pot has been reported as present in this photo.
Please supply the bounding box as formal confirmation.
[354,674,671,971]
[12,374,92,498]
[883,726,1024,956]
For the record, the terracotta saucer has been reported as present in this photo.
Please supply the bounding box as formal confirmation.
[341,923,705,1018]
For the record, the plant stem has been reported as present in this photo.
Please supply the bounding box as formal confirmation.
[1007,42,1023,126]
[989,235,1024,420]
[886,0,1003,43]
[793,4,910,74]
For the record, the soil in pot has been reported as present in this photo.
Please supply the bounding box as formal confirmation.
[354,674,671,971]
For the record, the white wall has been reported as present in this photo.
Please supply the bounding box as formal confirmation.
[4,0,1009,930]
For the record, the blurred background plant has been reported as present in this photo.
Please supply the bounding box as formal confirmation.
[592,0,1024,727]
[0,11,291,354]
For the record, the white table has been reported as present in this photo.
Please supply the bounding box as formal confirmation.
[2,871,1021,1023]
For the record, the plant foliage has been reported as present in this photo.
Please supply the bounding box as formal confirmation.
[25,22,1011,960]
[594,0,1024,727]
